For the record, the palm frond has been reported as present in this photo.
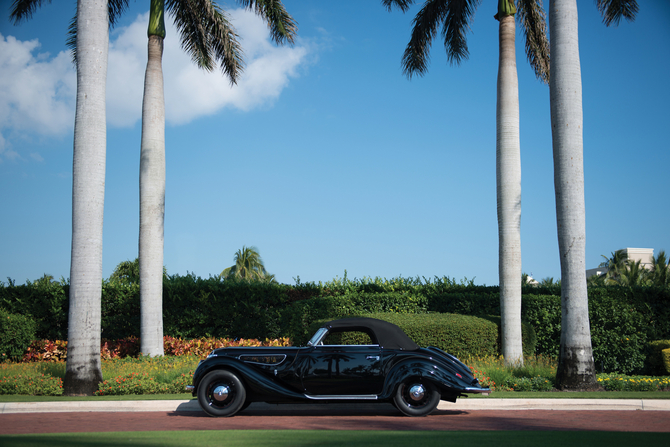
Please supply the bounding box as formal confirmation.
[441,0,480,65]
[66,14,77,64]
[237,0,298,45]
[9,0,50,24]
[381,0,416,13]
[596,0,638,27]
[109,0,130,26]
[400,0,449,78]
[517,0,550,84]
[167,0,244,83]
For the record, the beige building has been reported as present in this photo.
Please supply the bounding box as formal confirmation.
[624,248,655,269]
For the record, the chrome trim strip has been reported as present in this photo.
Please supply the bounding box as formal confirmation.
[315,345,380,348]
[304,394,378,400]
[238,354,287,366]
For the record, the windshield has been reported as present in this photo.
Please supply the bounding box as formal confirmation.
[306,327,328,346]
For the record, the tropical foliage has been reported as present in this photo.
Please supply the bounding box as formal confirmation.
[589,250,669,287]
[221,246,275,283]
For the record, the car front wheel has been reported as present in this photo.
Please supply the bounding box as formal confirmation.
[197,369,246,417]
[393,379,440,417]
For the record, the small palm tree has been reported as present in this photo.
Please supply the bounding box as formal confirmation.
[540,277,559,287]
[600,249,628,284]
[617,259,647,287]
[221,246,271,281]
[649,250,669,287]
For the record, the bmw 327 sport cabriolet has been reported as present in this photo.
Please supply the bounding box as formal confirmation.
[187,317,490,417]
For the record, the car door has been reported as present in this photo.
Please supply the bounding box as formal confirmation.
[301,342,383,396]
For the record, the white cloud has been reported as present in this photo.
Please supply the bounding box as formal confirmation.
[0,8,309,157]
[30,152,44,162]
[0,33,76,159]
[107,8,309,126]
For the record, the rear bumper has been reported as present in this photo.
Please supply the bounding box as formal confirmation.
[464,386,491,395]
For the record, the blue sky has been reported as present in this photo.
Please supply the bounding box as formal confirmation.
[1,1,669,286]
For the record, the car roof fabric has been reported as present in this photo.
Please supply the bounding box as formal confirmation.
[323,317,420,351]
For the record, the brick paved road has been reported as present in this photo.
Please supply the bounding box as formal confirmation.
[1,406,669,435]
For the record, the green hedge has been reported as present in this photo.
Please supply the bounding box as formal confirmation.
[2,275,669,374]
[0,276,68,341]
[0,308,36,361]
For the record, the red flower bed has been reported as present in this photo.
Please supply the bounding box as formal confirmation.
[20,336,292,362]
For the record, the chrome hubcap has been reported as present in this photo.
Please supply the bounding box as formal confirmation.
[212,385,230,402]
[408,384,425,401]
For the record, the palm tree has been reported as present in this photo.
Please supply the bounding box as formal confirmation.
[221,246,270,281]
[617,259,647,287]
[382,0,550,366]
[138,0,296,356]
[549,0,637,390]
[600,249,628,284]
[540,277,559,287]
[10,0,129,395]
[649,250,669,287]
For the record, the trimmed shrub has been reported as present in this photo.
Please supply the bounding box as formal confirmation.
[372,313,499,358]
[0,309,37,361]
[646,340,670,375]
[478,315,537,357]
[304,313,499,358]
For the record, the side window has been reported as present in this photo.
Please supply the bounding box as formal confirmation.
[322,330,375,346]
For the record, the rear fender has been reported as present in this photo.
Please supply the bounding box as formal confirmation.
[382,359,472,400]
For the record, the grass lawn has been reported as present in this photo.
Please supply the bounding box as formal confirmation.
[0,430,667,447]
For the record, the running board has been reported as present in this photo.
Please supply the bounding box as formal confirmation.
[304,394,378,400]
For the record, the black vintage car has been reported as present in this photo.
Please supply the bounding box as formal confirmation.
[187,317,490,417]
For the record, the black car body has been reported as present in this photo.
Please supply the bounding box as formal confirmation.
[187,317,490,417]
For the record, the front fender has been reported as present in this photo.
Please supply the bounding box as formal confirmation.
[192,357,305,401]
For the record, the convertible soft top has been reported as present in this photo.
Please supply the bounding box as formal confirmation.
[322,317,420,351]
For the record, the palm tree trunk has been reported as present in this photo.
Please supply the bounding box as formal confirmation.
[496,13,523,367]
[63,0,108,395]
[549,0,597,389]
[139,33,165,357]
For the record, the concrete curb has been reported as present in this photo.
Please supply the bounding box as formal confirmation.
[2,399,669,414]
[0,400,201,414]
[439,398,670,411]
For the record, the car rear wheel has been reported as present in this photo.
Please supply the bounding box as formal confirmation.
[197,370,246,417]
[393,379,440,417]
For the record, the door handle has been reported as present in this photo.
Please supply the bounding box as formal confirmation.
[366,355,380,361]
